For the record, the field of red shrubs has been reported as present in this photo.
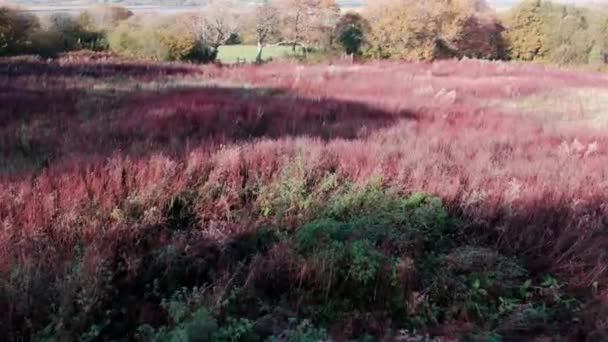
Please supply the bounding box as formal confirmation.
[3,55,608,340]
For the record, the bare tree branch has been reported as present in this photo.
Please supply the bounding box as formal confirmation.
[189,0,240,51]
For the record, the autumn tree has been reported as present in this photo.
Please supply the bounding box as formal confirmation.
[505,0,553,61]
[505,0,608,65]
[79,5,133,32]
[276,0,309,51]
[276,0,340,53]
[588,11,608,64]
[545,6,592,64]
[313,0,341,48]
[365,0,503,61]
[189,0,240,55]
[249,2,280,63]
[451,15,507,60]
[108,14,216,63]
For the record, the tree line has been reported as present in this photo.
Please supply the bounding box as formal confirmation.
[1,0,608,65]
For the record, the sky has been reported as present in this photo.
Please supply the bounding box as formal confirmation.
[489,0,607,10]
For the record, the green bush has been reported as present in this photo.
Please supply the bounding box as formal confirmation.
[334,12,370,55]
[47,13,84,51]
[108,15,217,63]
[295,182,455,320]
[33,13,107,54]
[278,320,329,342]
[141,307,219,342]
[0,7,39,56]
[107,17,166,60]
[0,9,110,58]
[136,289,260,342]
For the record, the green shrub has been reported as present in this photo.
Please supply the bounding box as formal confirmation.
[144,307,219,342]
[0,7,39,56]
[213,318,255,342]
[257,158,324,222]
[137,288,260,342]
[46,13,85,51]
[427,246,529,323]
[108,15,217,63]
[334,12,370,55]
[107,17,167,60]
[28,13,108,56]
[0,10,110,58]
[274,319,329,342]
[294,182,456,319]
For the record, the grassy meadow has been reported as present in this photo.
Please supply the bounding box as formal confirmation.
[217,45,297,64]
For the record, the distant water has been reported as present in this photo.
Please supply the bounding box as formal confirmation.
[21,0,525,16]
[23,6,202,15]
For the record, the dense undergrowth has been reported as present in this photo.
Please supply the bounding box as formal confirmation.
[2,56,608,340]
[4,178,586,341]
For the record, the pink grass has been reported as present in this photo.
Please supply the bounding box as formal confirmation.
[2,55,608,293]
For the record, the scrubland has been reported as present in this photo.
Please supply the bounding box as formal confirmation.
[2,54,608,340]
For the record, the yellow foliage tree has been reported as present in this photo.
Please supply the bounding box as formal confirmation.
[504,0,554,61]
[365,0,502,61]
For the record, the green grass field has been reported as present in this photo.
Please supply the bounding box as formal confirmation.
[217,45,298,64]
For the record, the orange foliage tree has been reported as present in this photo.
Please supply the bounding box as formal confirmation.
[365,0,506,61]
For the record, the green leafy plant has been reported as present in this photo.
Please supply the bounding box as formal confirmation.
[275,319,329,342]
[213,318,255,342]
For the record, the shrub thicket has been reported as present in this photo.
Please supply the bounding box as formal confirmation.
[108,15,217,63]
[0,7,39,56]
[44,13,107,53]
[0,6,128,57]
